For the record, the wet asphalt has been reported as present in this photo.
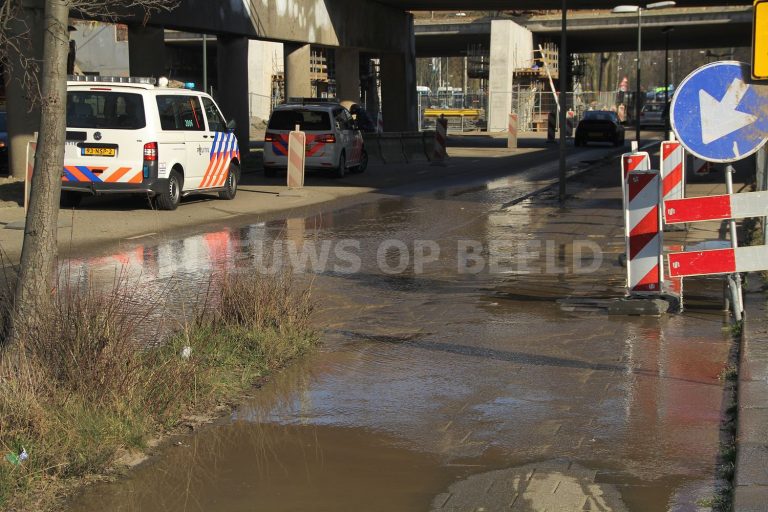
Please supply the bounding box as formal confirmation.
[65,138,733,512]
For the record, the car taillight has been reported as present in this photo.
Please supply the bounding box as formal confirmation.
[143,142,157,161]
[318,134,336,144]
[264,133,276,142]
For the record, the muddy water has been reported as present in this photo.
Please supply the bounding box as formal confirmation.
[67,174,731,511]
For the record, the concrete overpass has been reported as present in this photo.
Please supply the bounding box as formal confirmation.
[414,7,754,56]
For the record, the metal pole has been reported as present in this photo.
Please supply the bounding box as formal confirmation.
[725,164,744,321]
[202,34,208,94]
[635,8,642,144]
[558,0,568,203]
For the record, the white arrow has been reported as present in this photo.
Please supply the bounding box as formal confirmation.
[699,78,757,144]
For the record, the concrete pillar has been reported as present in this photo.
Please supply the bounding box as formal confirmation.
[335,47,360,104]
[379,15,417,131]
[3,5,43,178]
[217,36,250,154]
[488,19,534,132]
[128,25,166,78]
[284,43,311,99]
[248,40,283,124]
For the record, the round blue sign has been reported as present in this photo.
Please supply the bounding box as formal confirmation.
[671,61,768,163]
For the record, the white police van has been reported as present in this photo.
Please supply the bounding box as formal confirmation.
[263,98,367,179]
[63,76,240,210]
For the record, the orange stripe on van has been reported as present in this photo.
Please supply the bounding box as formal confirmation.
[65,166,90,182]
[106,167,132,183]
[127,171,143,184]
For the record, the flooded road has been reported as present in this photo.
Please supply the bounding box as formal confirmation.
[67,167,732,511]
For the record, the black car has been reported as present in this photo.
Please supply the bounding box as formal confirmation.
[574,110,625,147]
[0,111,7,174]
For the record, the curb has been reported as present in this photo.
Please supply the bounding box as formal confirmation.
[734,295,768,510]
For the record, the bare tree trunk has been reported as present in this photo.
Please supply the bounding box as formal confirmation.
[7,0,69,347]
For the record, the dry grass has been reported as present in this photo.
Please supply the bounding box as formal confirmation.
[0,269,316,511]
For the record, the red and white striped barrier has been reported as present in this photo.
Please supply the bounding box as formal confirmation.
[665,191,768,224]
[376,111,384,134]
[621,151,651,178]
[621,147,652,237]
[660,139,685,204]
[668,246,768,278]
[625,169,663,294]
[507,113,518,149]
[664,244,684,302]
[690,155,712,176]
[287,127,306,189]
[25,140,37,212]
[432,116,448,166]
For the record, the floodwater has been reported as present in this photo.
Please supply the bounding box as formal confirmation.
[67,170,732,511]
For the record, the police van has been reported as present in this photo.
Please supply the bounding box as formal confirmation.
[63,76,240,210]
[263,98,367,179]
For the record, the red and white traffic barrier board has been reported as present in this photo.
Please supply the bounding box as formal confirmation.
[432,116,448,165]
[621,150,651,178]
[668,246,768,278]
[287,127,306,189]
[665,191,768,224]
[625,169,663,294]
[660,140,685,204]
[664,244,684,301]
[621,148,652,237]
[690,155,711,175]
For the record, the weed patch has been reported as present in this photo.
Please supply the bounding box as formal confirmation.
[0,270,316,511]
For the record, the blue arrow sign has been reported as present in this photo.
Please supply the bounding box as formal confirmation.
[671,61,768,163]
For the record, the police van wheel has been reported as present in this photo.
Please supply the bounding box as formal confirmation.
[60,191,82,209]
[264,166,277,178]
[156,169,182,210]
[334,152,346,179]
[219,163,239,200]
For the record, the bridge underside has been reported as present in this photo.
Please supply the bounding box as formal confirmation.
[416,22,752,57]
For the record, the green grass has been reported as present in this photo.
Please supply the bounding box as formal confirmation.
[0,270,316,511]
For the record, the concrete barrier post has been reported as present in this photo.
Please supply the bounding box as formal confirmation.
[287,125,306,189]
[432,115,448,166]
[507,113,518,149]
[547,111,556,143]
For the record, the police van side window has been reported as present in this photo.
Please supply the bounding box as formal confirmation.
[156,95,205,131]
[202,97,227,132]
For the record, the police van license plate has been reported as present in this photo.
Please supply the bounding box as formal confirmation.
[82,147,116,157]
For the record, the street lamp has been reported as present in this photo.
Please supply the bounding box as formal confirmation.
[612,1,676,143]
[662,26,673,138]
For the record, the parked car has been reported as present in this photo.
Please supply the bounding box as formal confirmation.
[639,101,666,128]
[574,110,625,147]
[62,75,240,210]
[0,111,7,174]
[263,99,367,178]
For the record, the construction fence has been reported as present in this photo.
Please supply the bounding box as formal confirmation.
[421,89,640,133]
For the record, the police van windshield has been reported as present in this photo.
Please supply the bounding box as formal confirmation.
[67,91,146,130]
[268,110,331,131]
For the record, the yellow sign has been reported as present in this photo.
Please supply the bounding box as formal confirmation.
[755,0,768,80]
